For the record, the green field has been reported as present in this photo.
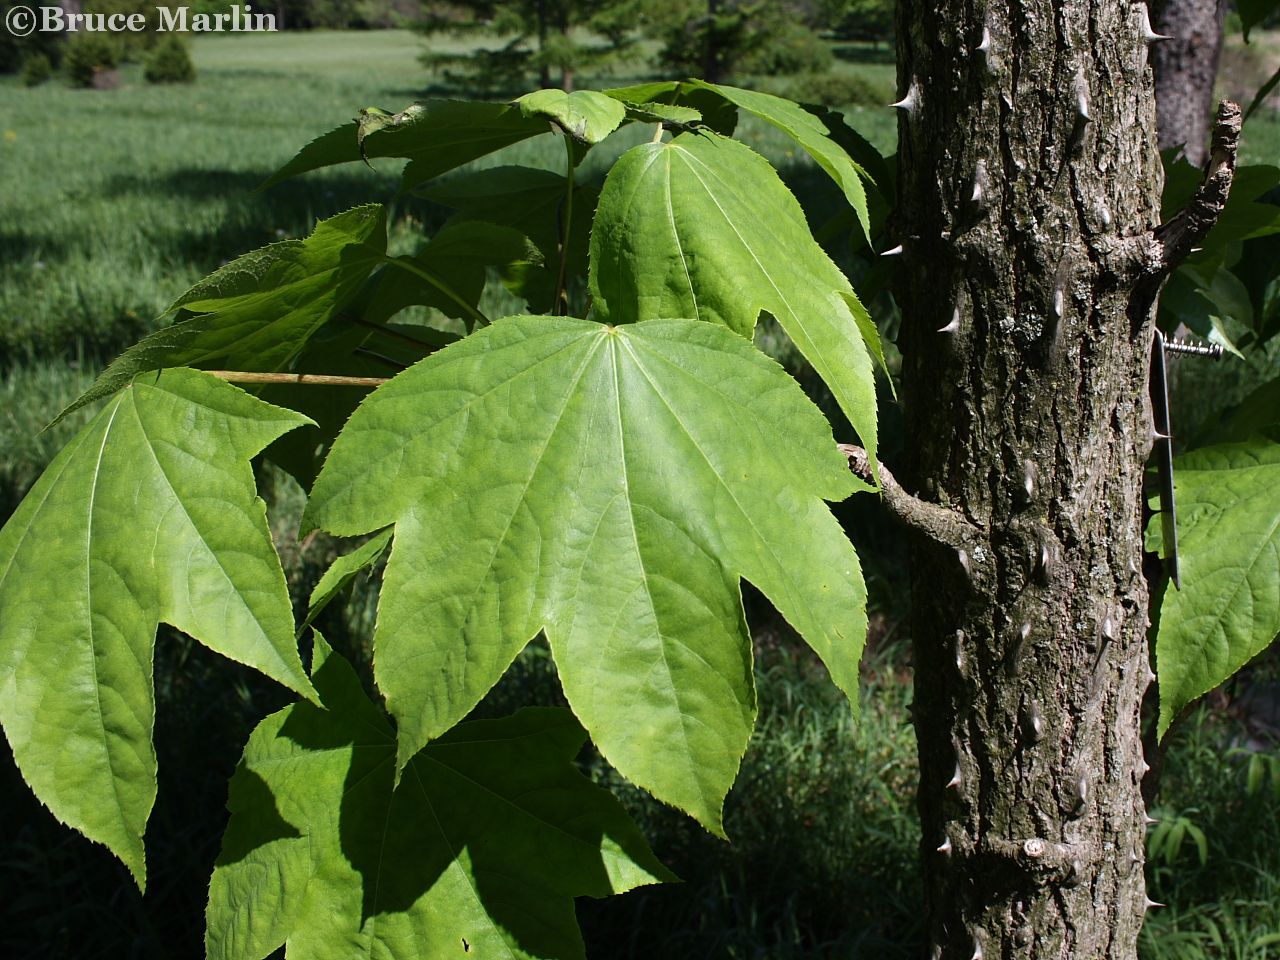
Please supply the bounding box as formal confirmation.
[1,26,1279,960]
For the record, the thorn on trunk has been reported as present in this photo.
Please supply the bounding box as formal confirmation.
[881,243,904,257]
[971,159,990,210]
[947,763,963,789]
[1145,897,1165,910]
[937,837,953,855]
[890,82,919,113]
[939,306,962,334]
[1074,67,1092,123]
[1139,3,1170,43]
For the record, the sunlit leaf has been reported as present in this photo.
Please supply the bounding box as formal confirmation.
[1155,438,1280,735]
[304,316,867,832]
[516,88,627,143]
[0,369,315,885]
[589,131,878,467]
[690,81,873,241]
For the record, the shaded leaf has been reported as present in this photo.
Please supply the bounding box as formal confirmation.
[603,81,740,135]
[206,634,671,960]
[1215,375,1280,444]
[0,369,314,885]
[1239,0,1280,41]
[589,131,878,467]
[304,317,867,832]
[264,101,551,192]
[258,320,445,490]
[62,206,387,421]
[369,221,542,324]
[516,88,627,144]
[420,167,598,310]
[1245,64,1280,122]
[1155,438,1280,735]
[259,122,361,190]
[1162,162,1280,252]
[301,529,393,630]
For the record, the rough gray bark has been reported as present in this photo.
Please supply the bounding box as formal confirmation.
[1151,0,1225,166]
[891,2,1167,956]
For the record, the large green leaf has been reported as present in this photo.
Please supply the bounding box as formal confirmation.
[62,206,387,420]
[304,316,867,832]
[589,131,878,466]
[0,369,315,885]
[516,88,627,144]
[263,101,552,191]
[1155,438,1280,735]
[690,81,872,241]
[206,634,671,960]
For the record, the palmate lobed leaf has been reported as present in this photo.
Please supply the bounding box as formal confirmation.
[589,131,879,470]
[303,316,868,833]
[206,634,672,960]
[1155,437,1280,735]
[0,369,315,885]
[59,205,387,423]
[601,80,874,240]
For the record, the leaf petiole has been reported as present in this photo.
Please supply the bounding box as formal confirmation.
[555,133,577,316]
[381,255,491,331]
[207,371,390,387]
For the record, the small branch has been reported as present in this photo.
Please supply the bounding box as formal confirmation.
[1152,100,1242,274]
[207,371,390,387]
[383,256,490,331]
[839,443,982,551]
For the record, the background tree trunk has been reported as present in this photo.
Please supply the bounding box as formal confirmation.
[892,2,1164,955]
[1151,0,1225,165]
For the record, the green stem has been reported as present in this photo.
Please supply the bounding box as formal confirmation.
[382,256,490,331]
[554,134,577,317]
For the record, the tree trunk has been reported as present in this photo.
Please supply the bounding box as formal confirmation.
[893,2,1165,955]
[1151,0,1225,166]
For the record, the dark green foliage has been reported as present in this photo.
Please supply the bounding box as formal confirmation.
[143,36,195,85]
[649,0,832,83]
[822,0,895,44]
[0,2,63,74]
[739,20,833,75]
[417,0,641,91]
[778,68,893,107]
[20,53,52,88]
[62,31,123,89]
